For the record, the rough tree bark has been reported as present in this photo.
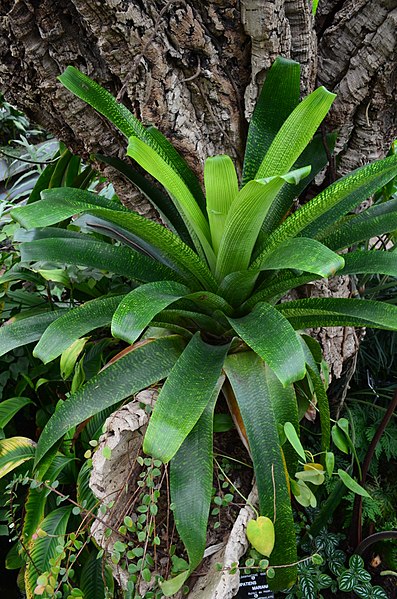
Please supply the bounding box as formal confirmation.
[0,0,396,378]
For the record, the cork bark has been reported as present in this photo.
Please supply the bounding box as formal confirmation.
[0,0,396,377]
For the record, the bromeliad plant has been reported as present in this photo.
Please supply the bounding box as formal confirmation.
[3,57,397,593]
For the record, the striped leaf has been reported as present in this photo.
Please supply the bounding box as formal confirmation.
[59,68,206,210]
[25,507,72,599]
[244,272,317,309]
[95,153,193,247]
[224,352,297,591]
[204,155,239,254]
[145,126,207,214]
[264,364,299,477]
[218,237,343,307]
[278,298,397,331]
[168,379,222,593]
[34,335,185,465]
[58,66,146,139]
[80,551,114,599]
[227,302,306,386]
[252,154,397,267]
[258,132,338,239]
[254,237,344,276]
[12,190,217,291]
[11,186,125,228]
[127,137,214,268]
[0,397,32,429]
[33,295,124,364]
[111,281,191,344]
[320,198,397,250]
[0,437,36,478]
[339,250,397,277]
[0,310,66,357]
[255,86,335,179]
[301,157,397,240]
[143,333,230,463]
[156,309,225,335]
[215,167,311,280]
[20,236,184,284]
[242,56,301,185]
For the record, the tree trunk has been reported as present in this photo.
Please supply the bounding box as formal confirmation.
[0,0,396,378]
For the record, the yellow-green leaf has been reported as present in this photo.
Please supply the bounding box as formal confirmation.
[0,437,36,479]
[60,338,89,380]
[246,516,275,557]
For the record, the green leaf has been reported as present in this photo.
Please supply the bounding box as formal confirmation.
[12,186,125,228]
[252,154,397,266]
[37,269,70,286]
[0,310,66,357]
[331,425,349,454]
[301,337,331,453]
[59,67,206,211]
[13,189,217,290]
[258,131,338,239]
[339,250,397,278]
[278,298,397,331]
[20,235,184,284]
[263,364,299,477]
[223,351,297,591]
[337,469,371,498]
[325,451,335,477]
[253,236,344,278]
[301,156,397,240]
[204,155,238,254]
[242,56,301,186]
[95,153,193,247]
[349,554,365,572]
[0,268,43,286]
[170,381,221,587]
[111,281,191,344]
[215,167,311,280]
[321,198,397,251]
[25,507,72,599]
[145,126,207,215]
[0,436,36,478]
[127,136,214,267]
[160,571,190,597]
[22,454,75,545]
[143,333,230,463]
[227,302,306,386]
[338,570,356,592]
[35,335,185,465]
[284,422,306,462]
[33,295,124,364]
[5,543,24,569]
[60,337,89,379]
[80,551,114,599]
[291,479,317,508]
[58,66,146,139]
[255,86,335,179]
[0,397,32,429]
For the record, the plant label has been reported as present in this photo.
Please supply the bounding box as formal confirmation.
[235,573,274,598]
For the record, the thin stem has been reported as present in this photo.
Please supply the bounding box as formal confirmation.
[350,388,397,548]
[214,458,259,518]
[213,452,253,469]
[271,464,276,524]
